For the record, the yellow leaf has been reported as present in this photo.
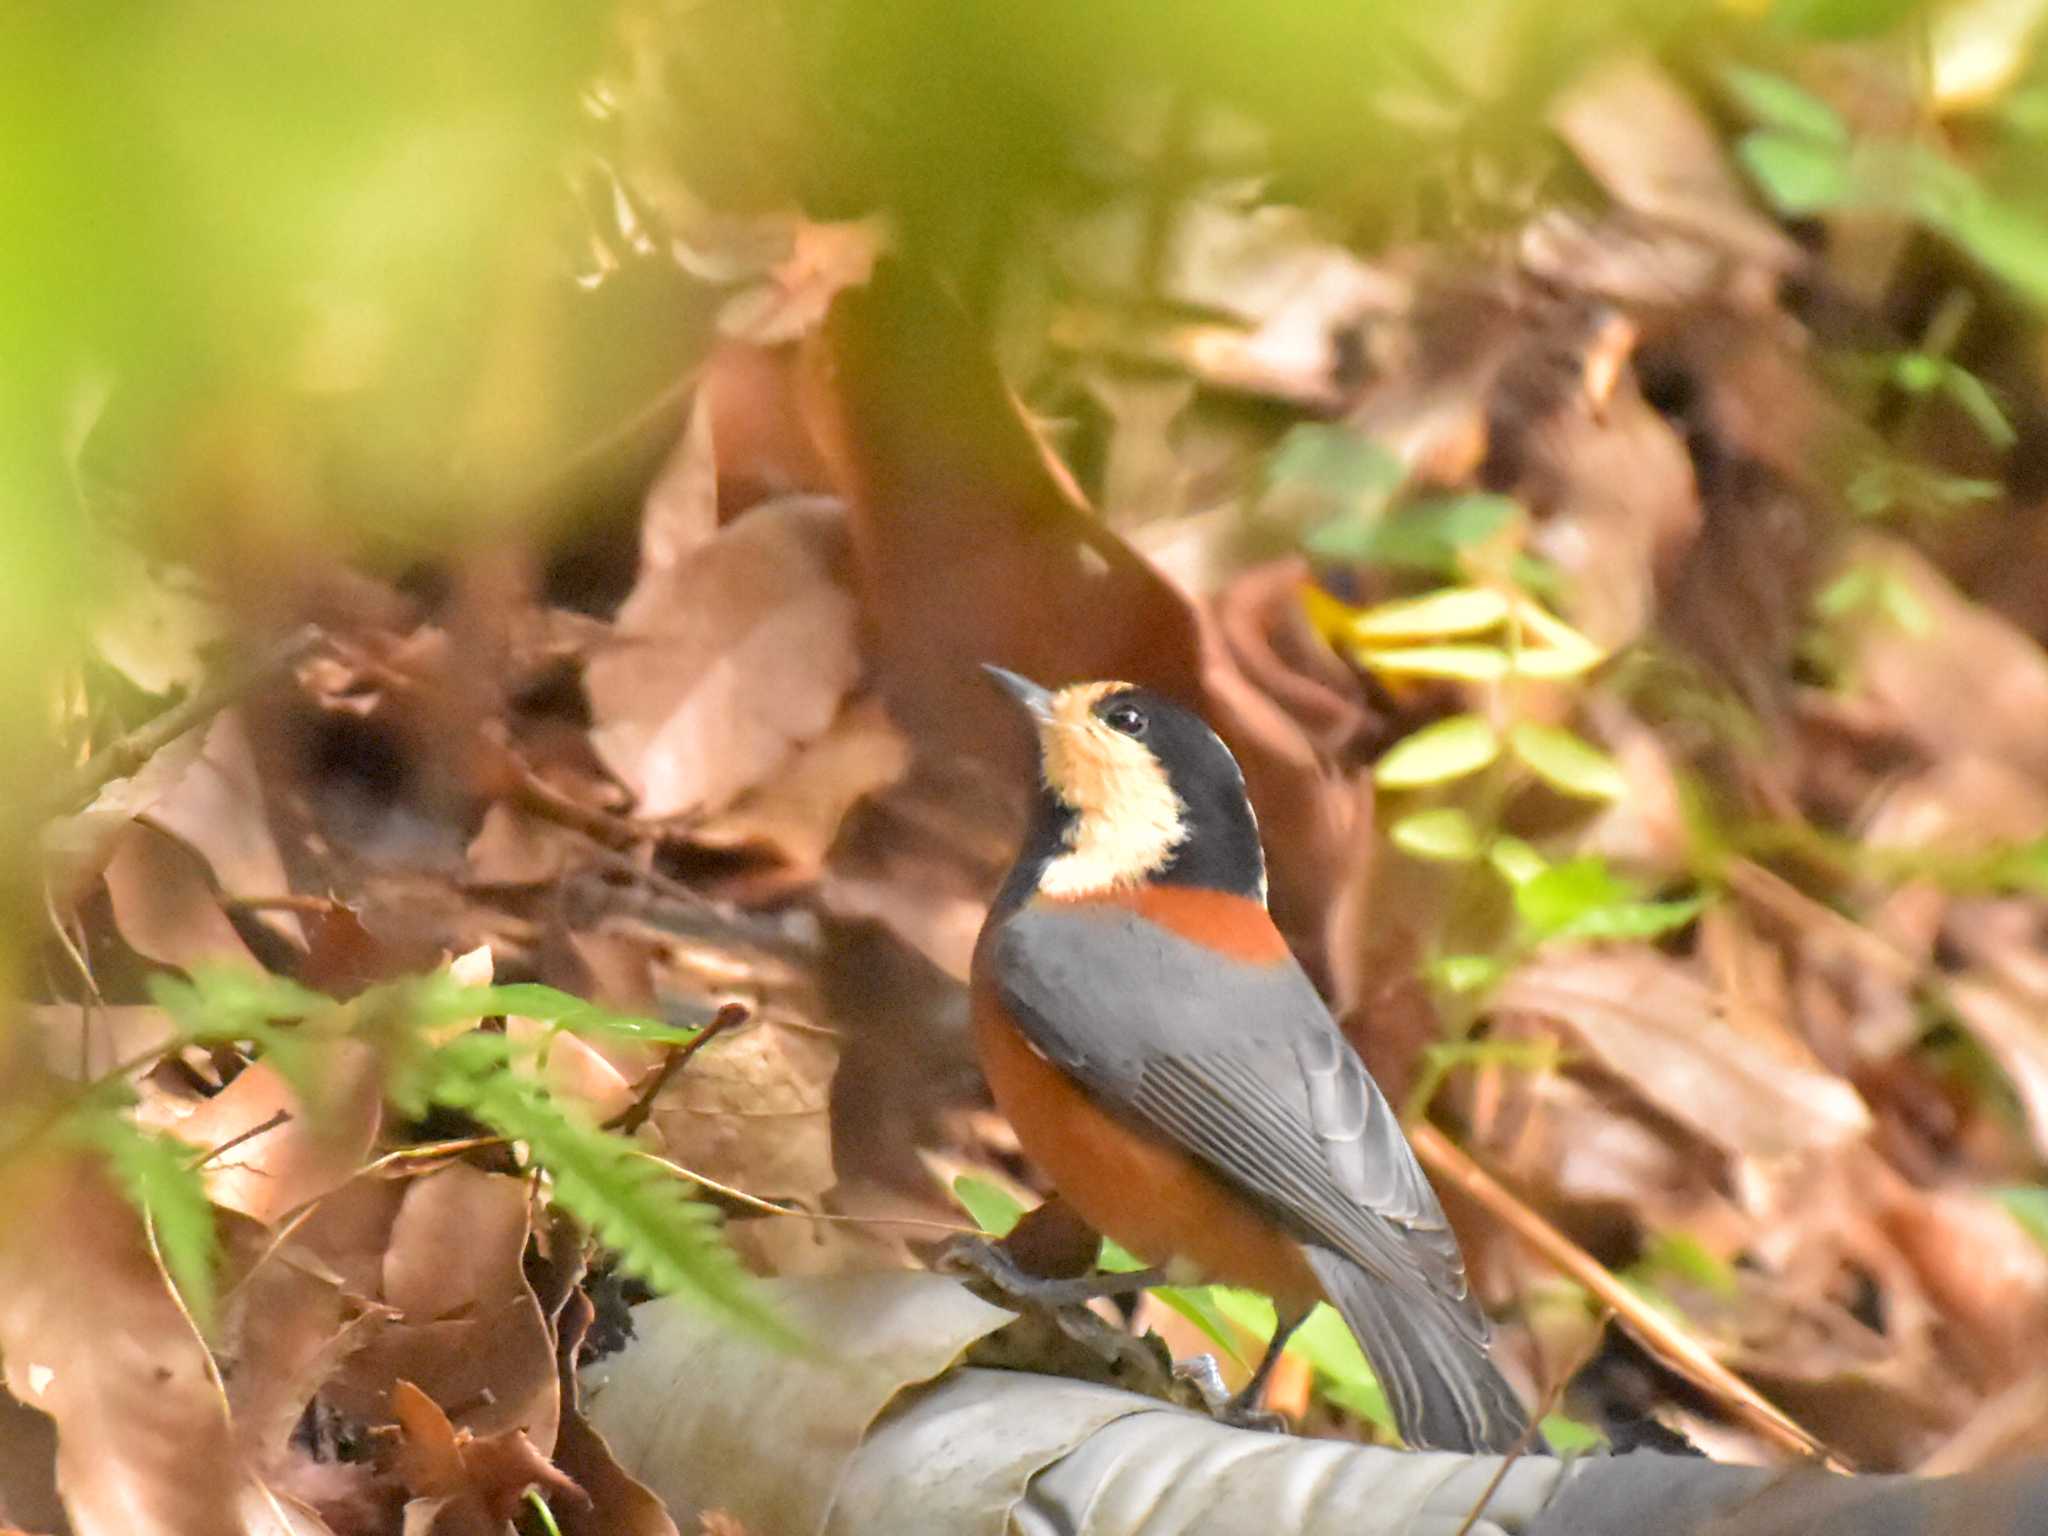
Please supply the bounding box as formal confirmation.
[1350,586,1510,642]
[1374,715,1500,788]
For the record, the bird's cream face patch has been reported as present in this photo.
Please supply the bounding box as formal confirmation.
[1033,682,1188,897]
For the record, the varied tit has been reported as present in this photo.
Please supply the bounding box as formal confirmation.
[971,666,1531,1452]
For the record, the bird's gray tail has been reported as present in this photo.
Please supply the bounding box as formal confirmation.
[1304,1245,1536,1454]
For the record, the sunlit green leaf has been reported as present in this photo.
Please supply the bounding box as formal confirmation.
[1355,644,1510,681]
[1209,1291,1395,1435]
[1513,857,1634,933]
[1939,364,2018,447]
[1767,0,1925,41]
[1724,67,1848,143]
[1097,1238,1245,1363]
[1373,714,1500,788]
[952,1175,1027,1238]
[1350,586,1509,641]
[1996,1186,2048,1253]
[1509,722,1628,801]
[1429,953,1507,994]
[1740,130,1857,213]
[456,1069,784,1342]
[1507,598,1606,678]
[1488,836,1549,886]
[1541,1413,1606,1453]
[1515,858,1704,942]
[1390,808,1481,863]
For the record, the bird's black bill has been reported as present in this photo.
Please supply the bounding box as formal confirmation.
[982,664,1056,721]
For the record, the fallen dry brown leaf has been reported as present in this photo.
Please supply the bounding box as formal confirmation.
[169,1042,385,1226]
[322,1166,560,1455]
[1493,946,1874,1160]
[147,711,306,950]
[687,695,911,881]
[0,1148,336,1535]
[102,820,263,973]
[649,1014,839,1209]
[586,495,861,820]
[216,1217,387,1507]
[390,1379,584,1536]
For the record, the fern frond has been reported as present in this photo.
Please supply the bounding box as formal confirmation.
[438,1065,789,1344]
[78,1111,220,1332]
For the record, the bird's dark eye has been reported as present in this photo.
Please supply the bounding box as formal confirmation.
[1102,701,1148,737]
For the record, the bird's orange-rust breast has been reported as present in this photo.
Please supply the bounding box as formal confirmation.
[1043,883,1293,964]
[969,941,1321,1310]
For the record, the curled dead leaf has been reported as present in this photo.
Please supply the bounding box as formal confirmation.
[391,1380,585,1534]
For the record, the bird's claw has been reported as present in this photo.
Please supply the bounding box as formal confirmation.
[1172,1353,1291,1433]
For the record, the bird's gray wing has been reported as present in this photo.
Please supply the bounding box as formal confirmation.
[992,902,1536,1451]
[989,903,1474,1329]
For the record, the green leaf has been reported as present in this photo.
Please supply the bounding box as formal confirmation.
[1269,427,1404,514]
[1549,896,1706,942]
[1508,722,1628,801]
[1373,715,1500,788]
[1996,1186,2048,1252]
[1350,586,1509,642]
[1390,808,1481,863]
[1311,492,1524,574]
[1928,173,2048,310]
[1513,857,1635,934]
[1641,1231,1738,1299]
[1889,351,1945,395]
[1766,0,1924,41]
[148,965,331,1041]
[409,977,701,1044]
[1984,840,2048,895]
[1354,644,1510,681]
[1429,953,1507,995]
[1815,564,1879,618]
[84,1114,220,1332]
[1540,1413,1606,1453]
[1938,365,2017,448]
[1515,858,1704,942]
[952,1175,1027,1238]
[1487,836,1548,886]
[1723,67,1848,143]
[1209,1291,1396,1436]
[1739,130,1857,214]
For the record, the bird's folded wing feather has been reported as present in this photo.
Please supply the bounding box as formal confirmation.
[992,904,1482,1341]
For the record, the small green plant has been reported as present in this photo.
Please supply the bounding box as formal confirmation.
[1281,433,1703,996]
[1730,65,2048,309]
[49,966,774,1339]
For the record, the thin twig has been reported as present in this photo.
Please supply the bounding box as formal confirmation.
[605,1000,747,1136]
[222,892,350,916]
[187,1108,293,1171]
[1451,1308,1612,1536]
[48,623,324,817]
[1411,1121,1851,1472]
[631,1146,979,1235]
